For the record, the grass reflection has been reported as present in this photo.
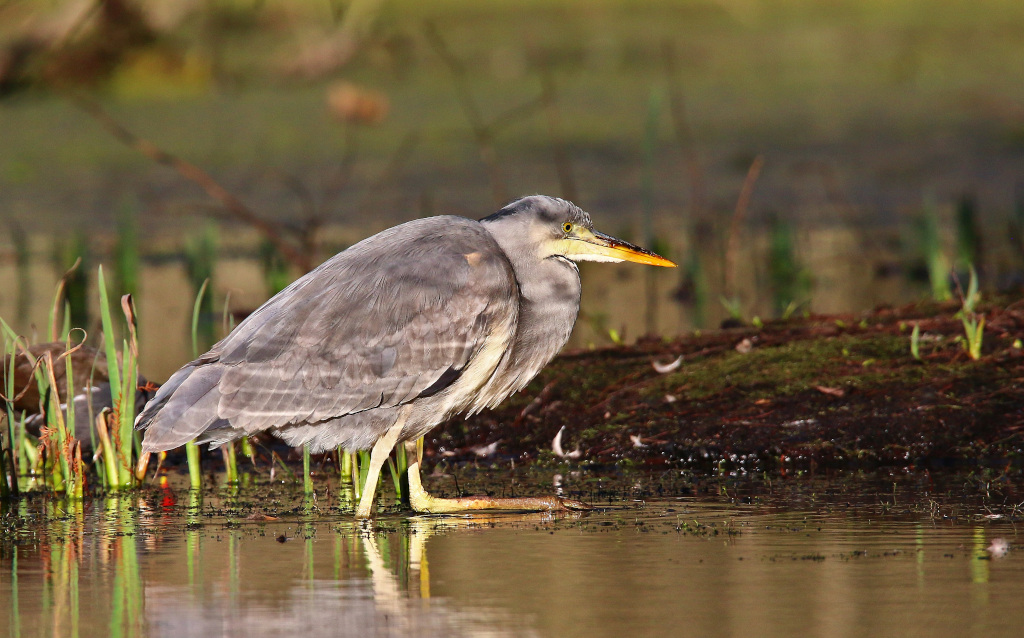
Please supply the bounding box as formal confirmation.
[106,496,144,637]
[185,489,201,588]
[4,496,149,637]
[3,480,1023,636]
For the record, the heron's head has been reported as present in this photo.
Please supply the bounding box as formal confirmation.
[482,195,676,267]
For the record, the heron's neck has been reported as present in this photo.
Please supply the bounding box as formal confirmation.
[508,256,581,369]
[481,217,582,357]
[475,220,582,406]
[518,257,581,314]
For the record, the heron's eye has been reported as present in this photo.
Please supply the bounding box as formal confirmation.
[562,222,573,234]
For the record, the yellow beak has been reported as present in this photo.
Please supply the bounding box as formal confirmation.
[564,229,677,267]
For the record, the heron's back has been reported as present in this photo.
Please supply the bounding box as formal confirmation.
[136,216,521,453]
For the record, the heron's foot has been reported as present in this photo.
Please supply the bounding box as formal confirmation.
[405,449,590,514]
[410,491,590,514]
[354,499,374,520]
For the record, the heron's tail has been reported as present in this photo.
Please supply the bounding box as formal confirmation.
[135,364,226,453]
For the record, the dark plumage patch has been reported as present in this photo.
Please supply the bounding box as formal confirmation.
[371,346,398,376]
[483,195,593,229]
[418,365,462,398]
[550,279,578,302]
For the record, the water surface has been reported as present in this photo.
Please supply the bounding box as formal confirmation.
[3,475,1021,637]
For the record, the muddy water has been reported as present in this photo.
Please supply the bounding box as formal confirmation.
[2,476,1022,637]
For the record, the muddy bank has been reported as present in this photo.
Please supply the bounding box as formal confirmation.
[435,298,1024,473]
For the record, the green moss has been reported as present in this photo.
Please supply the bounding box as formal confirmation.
[642,333,978,403]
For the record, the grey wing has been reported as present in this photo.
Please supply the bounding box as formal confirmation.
[136,217,518,453]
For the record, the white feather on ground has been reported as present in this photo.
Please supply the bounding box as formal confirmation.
[651,356,682,374]
[552,426,582,459]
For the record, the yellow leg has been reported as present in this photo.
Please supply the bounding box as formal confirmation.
[404,440,590,514]
[354,409,409,519]
[406,443,462,513]
[135,451,152,481]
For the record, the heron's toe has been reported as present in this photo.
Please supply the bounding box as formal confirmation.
[557,497,592,511]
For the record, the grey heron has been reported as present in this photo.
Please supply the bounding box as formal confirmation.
[135,195,675,517]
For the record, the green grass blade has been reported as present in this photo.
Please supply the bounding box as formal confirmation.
[42,354,69,492]
[116,340,136,487]
[63,342,78,495]
[185,441,202,489]
[303,444,313,495]
[351,451,361,500]
[191,279,210,360]
[61,300,71,341]
[97,266,122,415]
[339,446,352,483]
[910,323,921,361]
[386,456,401,501]
[965,264,979,313]
[358,450,371,498]
[185,279,210,489]
[3,333,21,496]
[47,274,64,343]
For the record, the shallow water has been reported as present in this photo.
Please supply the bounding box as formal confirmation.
[2,474,1022,638]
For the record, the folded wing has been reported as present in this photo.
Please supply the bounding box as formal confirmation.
[136,217,518,453]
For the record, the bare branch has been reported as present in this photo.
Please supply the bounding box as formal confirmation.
[724,154,764,299]
[423,21,508,206]
[70,94,314,272]
[663,41,708,221]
